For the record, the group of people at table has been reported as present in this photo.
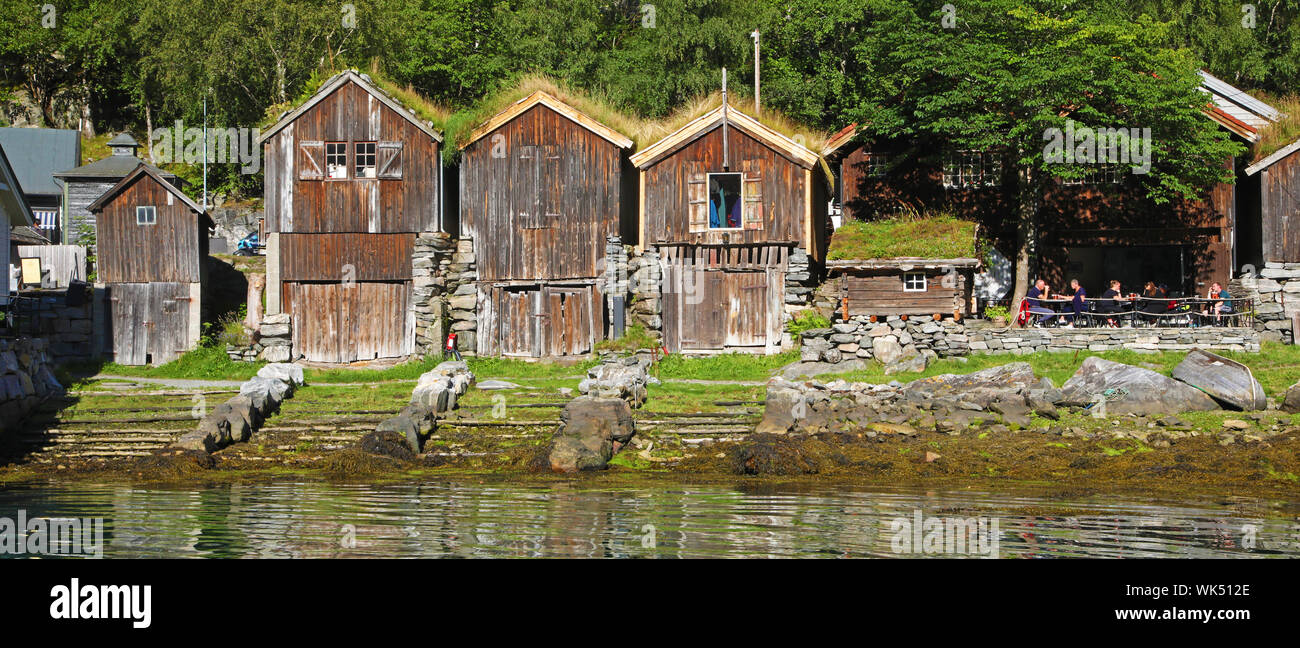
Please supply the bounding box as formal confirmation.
[1021,278,1237,327]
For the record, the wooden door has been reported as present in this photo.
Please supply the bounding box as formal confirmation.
[542,286,593,356]
[285,281,412,363]
[109,282,191,365]
[666,265,779,353]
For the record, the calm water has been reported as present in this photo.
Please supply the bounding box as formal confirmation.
[2,480,1298,558]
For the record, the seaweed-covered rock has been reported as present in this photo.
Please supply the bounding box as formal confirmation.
[357,430,417,463]
[1283,381,1300,414]
[543,396,636,473]
[729,433,820,475]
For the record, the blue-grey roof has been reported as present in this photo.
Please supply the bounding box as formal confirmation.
[0,127,80,197]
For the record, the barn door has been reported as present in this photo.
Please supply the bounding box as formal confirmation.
[109,284,148,365]
[496,287,537,357]
[149,282,191,365]
[287,281,411,363]
[726,272,768,347]
[667,266,776,352]
[542,286,593,356]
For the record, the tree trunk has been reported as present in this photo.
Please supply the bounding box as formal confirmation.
[79,76,95,138]
[145,102,155,163]
[1010,164,1037,311]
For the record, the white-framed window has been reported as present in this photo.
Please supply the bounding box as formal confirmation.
[355,141,377,178]
[942,150,1002,189]
[325,142,348,179]
[136,206,157,225]
[864,152,890,178]
[1060,164,1124,186]
[707,172,744,230]
[903,272,927,292]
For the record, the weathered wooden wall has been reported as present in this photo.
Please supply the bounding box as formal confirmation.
[836,141,1235,291]
[16,244,86,287]
[840,269,971,317]
[660,263,783,354]
[476,283,597,357]
[642,126,810,247]
[280,233,414,281]
[106,281,196,365]
[460,103,621,282]
[96,174,202,284]
[64,180,116,245]
[263,78,439,236]
[1262,150,1300,263]
[283,281,413,363]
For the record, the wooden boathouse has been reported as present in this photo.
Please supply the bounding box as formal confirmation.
[631,102,829,354]
[87,163,211,365]
[257,70,442,363]
[458,90,633,357]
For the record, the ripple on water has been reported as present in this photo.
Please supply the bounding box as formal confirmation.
[0,481,1296,559]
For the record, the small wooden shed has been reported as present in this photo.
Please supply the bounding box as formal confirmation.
[630,103,829,354]
[88,163,211,364]
[1243,138,1300,265]
[258,70,442,363]
[459,90,633,357]
[828,258,978,319]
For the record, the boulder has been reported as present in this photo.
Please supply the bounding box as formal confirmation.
[754,382,806,435]
[356,430,417,462]
[579,356,651,408]
[883,348,928,375]
[903,362,1038,401]
[543,396,636,473]
[376,415,421,453]
[1282,381,1300,414]
[872,335,905,365]
[1059,356,1219,416]
[257,363,305,387]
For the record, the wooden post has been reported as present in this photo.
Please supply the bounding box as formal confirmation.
[246,273,265,331]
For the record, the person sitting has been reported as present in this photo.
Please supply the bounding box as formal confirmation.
[1095,279,1127,326]
[1054,278,1087,328]
[1025,279,1058,326]
[1137,281,1165,326]
[1205,282,1233,324]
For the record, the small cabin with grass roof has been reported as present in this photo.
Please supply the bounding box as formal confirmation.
[826,216,980,319]
[257,69,444,363]
[458,86,635,357]
[630,100,830,354]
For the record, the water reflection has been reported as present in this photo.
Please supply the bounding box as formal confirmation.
[1,481,1297,558]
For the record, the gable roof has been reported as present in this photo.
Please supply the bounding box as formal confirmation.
[821,123,859,157]
[1199,70,1280,139]
[1244,137,1300,175]
[87,163,213,227]
[630,103,821,169]
[54,154,177,181]
[0,127,81,196]
[0,143,36,228]
[461,90,633,150]
[257,70,443,145]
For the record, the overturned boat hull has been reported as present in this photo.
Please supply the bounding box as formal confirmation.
[1171,350,1267,411]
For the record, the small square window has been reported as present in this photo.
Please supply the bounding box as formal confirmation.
[355,142,376,178]
[326,142,347,179]
[707,172,744,229]
[903,272,927,292]
[136,206,156,225]
[865,152,889,178]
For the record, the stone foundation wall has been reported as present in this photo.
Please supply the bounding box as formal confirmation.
[628,247,663,346]
[1235,262,1300,344]
[17,290,96,365]
[416,232,474,356]
[799,315,1261,364]
[0,337,65,435]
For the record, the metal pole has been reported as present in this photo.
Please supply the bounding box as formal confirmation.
[202,93,208,210]
[751,29,760,116]
[722,67,729,170]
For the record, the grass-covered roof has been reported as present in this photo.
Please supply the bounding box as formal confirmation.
[828,212,979,261]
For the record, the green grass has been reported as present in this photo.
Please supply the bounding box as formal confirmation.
[67,345,265,381]
[817,341,1300,398]
[594,323,660,353]
[655,350,799,381]
[465,356,597,379]
[828,212,978,260]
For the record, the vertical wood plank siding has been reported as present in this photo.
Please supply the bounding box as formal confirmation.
[1263,151,1300,263]
[460,103,621,282]
[96,174,201,284]
[642,126,808,247]
[262,77,440,361]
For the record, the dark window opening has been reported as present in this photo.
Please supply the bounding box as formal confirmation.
[708,173,743,229]
[355,142,376,178]
[326,142,347,178]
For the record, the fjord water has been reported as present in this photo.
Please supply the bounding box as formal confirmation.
[2,480,1297,558]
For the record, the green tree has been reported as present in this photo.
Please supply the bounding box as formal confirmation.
[859,0,1244,306]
